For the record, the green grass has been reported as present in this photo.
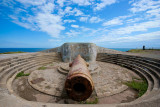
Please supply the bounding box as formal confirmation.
[124,79,148,97]
[80,98,98,104]
[38,66,47,70]
[127,49,160,53]
[49,63,54,66]
[127,49,145,53]
[0,51,26,54]
[16,71,30,79]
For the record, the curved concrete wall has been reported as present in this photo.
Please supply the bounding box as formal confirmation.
[97,53,160,107]
[0,52,160,106]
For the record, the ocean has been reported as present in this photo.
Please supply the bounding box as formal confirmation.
[0,48,49,53]
[0,48,133,53]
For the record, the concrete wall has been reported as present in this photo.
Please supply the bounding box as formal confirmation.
[61,43,97,62]
[41,43,124,62]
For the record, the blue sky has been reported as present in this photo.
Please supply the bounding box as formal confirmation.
[0,0,160,48]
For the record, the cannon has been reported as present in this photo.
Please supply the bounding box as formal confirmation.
[65,55,94,101]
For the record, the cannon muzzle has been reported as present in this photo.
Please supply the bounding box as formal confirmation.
[65,55,94,101]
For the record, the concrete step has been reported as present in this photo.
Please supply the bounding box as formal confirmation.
[117,62,154,92]
[117,59,160,89]
[97,54,160,67]
[98,57,160,102]
[57,67,68,75]
[103,61,155,101]
[0,53,61,67]
[115,56,160,72]
[100,59,154,92]
[99,57,160,89]
[0,58,55,82]
[0,59,54,84]
[0,56,60,74]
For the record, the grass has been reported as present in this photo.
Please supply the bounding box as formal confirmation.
[124,79,148,97]
[38,66,47,70]
[0,51,26,54]
[80,98,98,104]
[16,71,30,79]
[49,63,54,66]
[127,49,160,53]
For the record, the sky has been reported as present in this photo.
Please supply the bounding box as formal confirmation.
[0,0,160,48]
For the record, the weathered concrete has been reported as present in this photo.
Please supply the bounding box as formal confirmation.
[28,69,65,96]
[61,43,97,62]
[41,43,160,60]
[42,43,98,62]
[0,53,37,60]
[24,61,132,103]
[1,43,160,106]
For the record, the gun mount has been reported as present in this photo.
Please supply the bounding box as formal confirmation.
[65,55,94,101]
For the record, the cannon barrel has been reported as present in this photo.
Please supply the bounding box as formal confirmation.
[65,55,94,101]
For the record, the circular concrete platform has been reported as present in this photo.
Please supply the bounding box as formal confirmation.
[28,68,66,96]
[27,61,132,99]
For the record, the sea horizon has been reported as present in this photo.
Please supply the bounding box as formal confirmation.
[0,47,160,53]
[0,48,135,53]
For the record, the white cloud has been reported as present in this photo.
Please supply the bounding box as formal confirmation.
[71,0,91,6]
[126,18,143,23]
[89,16,102,23]
[58,6,72,16]
[0,0,15,8]
[146,8,160,18]
[73,8,83,16]
[9,12,65,38]
[58,7,83,16]
[66,30,81,37]
[94,0,117,11]
[57,0,65,7]
[9,15,38,30]
[36,13,65,37]
[7,1,65,38]
[65,6,72,13]
[112,20,160,35]
[94,31,160,43]
[130,0,160,13]
[64,20,76,23]
[79,16,88,22]
[101,14,133,26]
[71,24,79,28]
[12,19,35,30]
[39,2,55,13]
[102,18,123,26]
[80,26,92,31]
[2,0,160,45]
[15,0,47,6]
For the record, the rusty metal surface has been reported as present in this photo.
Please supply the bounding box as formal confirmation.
[65,55,94,101]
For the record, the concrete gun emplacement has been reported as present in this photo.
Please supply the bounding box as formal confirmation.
[65,55,94,101]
